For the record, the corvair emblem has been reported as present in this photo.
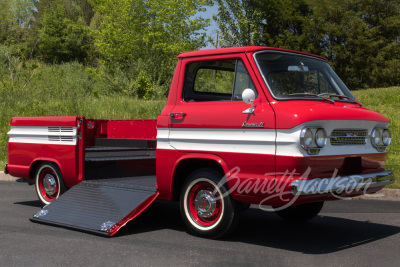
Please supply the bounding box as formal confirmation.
[345,132,356,137]
[242,122,264,128]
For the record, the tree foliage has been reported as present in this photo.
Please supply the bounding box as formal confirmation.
[0,1,12,43]
[0,0,211,98]
[213,0,263,46]
[215,0,311,49]
[1,0,398,97]
[304,0,400,88]
[93,0,210,85]
[33,0,94,63]
[216,0,400,89]
[0,0,35,51]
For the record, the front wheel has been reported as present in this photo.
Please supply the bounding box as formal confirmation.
[273,201,324,223]
[180,169,240,239]
[35,163,66,206]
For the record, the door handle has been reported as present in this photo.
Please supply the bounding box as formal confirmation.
[169,112,186,120]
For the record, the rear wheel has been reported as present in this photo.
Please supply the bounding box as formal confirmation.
[180,169,240,239]
[273,201,324,223]
[35,163,66,206]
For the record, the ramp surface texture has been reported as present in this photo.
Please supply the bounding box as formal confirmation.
[31,176,158,236]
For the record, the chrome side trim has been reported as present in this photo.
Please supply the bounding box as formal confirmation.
[291,171,394,196]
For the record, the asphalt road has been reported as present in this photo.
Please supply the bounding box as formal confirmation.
[1,180,399,267]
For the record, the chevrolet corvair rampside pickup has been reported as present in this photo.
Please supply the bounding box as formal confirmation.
[5,46,394,238]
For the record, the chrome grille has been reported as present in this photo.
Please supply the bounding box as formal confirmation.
[330,129,368,146]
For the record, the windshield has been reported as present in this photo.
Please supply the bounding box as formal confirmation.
[254,52,357,101]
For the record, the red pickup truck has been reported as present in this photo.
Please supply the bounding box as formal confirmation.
[5,46,394,238]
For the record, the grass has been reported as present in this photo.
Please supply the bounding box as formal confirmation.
[353,87,400,188]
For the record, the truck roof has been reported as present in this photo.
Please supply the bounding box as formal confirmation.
[177,46,327,61]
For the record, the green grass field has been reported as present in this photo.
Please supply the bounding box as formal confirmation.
[353,87,400,188]
[1,76,399,187]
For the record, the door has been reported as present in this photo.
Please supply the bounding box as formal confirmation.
[169,54,276,198]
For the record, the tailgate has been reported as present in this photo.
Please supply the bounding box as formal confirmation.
[30,176,158,236]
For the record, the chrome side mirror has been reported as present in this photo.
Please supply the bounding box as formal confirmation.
[242,89,256,114]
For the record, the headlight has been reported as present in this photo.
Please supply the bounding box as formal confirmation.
[382,129,391,146]
[301,128,314,150]
[315,128,327,148]
[371,128,391,150]
[300,127,326,155]
[371,128,382,147]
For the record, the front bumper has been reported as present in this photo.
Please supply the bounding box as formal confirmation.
[291,170,394,196]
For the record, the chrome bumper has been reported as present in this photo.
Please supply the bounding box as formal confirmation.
[291,171,394,196]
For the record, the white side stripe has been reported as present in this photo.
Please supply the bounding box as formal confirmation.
[156,128,172,150]
[8,126,78,145]
[168,128,276,155]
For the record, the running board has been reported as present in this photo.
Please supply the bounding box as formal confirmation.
[30,176,158,237]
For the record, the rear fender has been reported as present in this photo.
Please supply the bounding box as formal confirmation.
[29,158,77,188]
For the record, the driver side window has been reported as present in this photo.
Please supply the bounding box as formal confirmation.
[183,59,257,102]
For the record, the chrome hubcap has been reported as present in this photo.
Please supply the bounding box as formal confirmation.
[194,190,216,218]
[43,174,57,195]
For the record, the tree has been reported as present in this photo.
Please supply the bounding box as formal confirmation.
[0,1,12,43]
[34,0,93,63]
[306,0,400,88]
[0,0,35,51]
[214,0,263,46]
[214,0,400,88]
[10,0,35,27]
[33,0,95,27]
[93,0,211,84]
[215,0,311,49]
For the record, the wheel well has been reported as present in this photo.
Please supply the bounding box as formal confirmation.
[172,158,225,201]
[29,161,58,180]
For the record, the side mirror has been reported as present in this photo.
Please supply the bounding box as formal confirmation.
[242,89,256,114]
[242,88,256,104]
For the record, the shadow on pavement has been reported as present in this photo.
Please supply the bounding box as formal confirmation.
[14,200,43,208]
[228,207,400,254]
[120,200,400,254]
[118,200,185,236]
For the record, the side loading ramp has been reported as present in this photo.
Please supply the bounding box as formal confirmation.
[30,176,158,237]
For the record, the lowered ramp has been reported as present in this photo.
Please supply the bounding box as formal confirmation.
[30,176,158,236]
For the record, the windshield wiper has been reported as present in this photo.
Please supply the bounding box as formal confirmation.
[326,94,363,106]
[288,93,335,104]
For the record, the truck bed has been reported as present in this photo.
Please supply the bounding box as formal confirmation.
[6,117,158,188]
[85,138,156,180]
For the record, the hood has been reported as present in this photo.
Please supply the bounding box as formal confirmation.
[271,100,389,129]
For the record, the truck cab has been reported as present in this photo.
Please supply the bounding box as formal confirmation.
[6,46,394,238]
[157,47,393,235]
